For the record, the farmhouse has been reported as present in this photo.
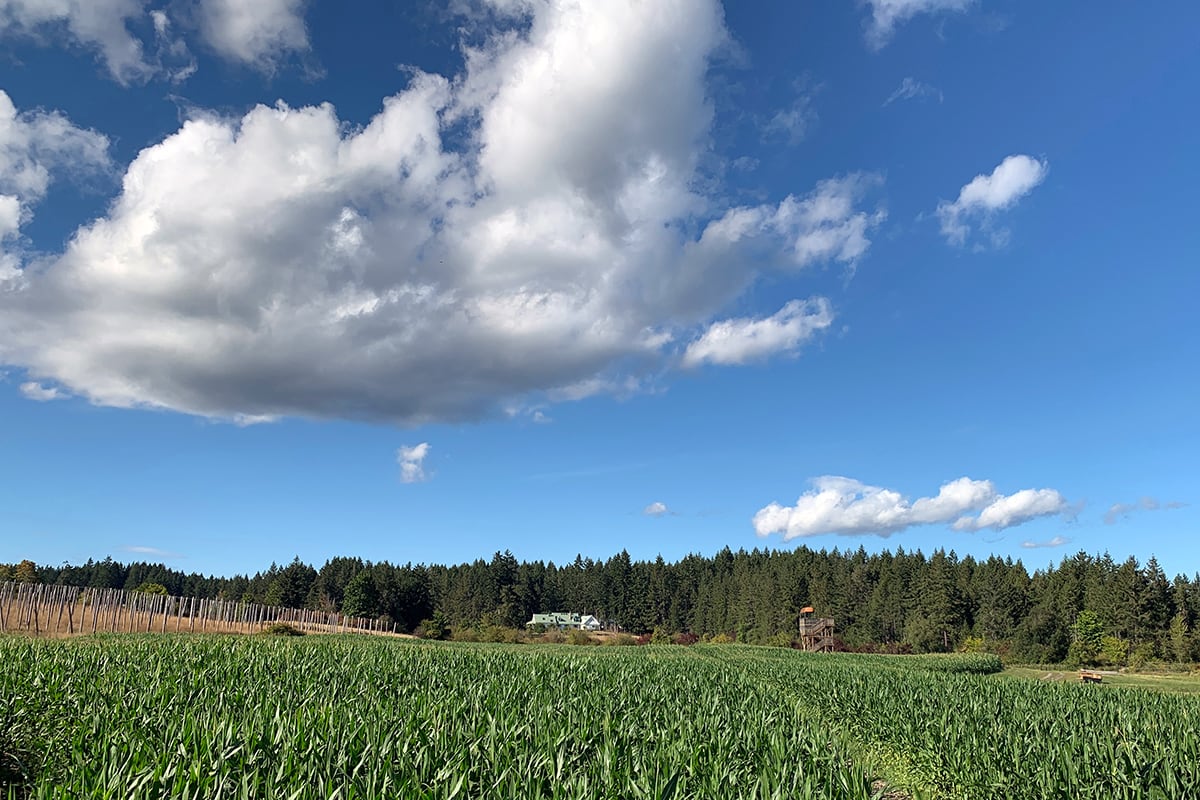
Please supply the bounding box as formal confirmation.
[527,611,601,631]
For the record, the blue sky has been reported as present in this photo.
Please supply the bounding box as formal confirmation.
[1,0,1196,578]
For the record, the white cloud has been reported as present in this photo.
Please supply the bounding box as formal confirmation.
[149,9,196,83]
[1104,496,1187,525]
[123,544,183,558]
[397,442,431,484]
[1021,536,1070,549]
[682,297,833,367]
[0,90,110,282]
[764,87,816,146]
[196,0,308,68]
[863,0,974,49]
[0,193,18,238]
[754,476,1069,540]
[937,154,1047,246]
[0,0,153,83]
[18,380,61,400]
[951,488,1067,531]
[0,0,882,424]
[644,501,669,516]
[0,90,110,201]
[883,77,942,106]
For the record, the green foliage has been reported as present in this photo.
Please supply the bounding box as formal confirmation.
[18,546,1200,664]
[1170,612,1192,663]
[262,623,305,636]
[1068,610,1105,666]
[340,572,379,618]
[133,582,168,595]
[709,632,733,644]
[1099,636,1128,667]
[1129,642,1156,671]
[766,631,795,648]
[12,559,37,584]
[902,652,1004,675]
[415,611,450,640]
[3,639,1199,799]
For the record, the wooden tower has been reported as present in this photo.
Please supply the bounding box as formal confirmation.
[797,606,835,652]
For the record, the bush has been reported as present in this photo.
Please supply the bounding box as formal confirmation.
[567,629,596,646]
[709,633,734,645]
[767,632,794,649]
[603,633,638,646]
[672,632,699,646]
[263,623,305,637]
[415,614,450,641]
[542,629,567,644]
[451,627,479,643]
[480,625,519,643]
[1128,643,1155,671]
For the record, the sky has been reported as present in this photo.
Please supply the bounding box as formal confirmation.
[1,0,1197,578]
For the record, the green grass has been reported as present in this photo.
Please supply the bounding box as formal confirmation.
[1001,665,1200,694]
[2,637,1198,799]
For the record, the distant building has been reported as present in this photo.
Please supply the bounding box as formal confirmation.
[527,612,601,631]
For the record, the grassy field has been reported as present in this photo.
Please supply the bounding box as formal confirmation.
[1000,665,1200,695]
[2,637,1197,799]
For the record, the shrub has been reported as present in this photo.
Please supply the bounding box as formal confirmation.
[263,623,305,637]
[767,632,795,649]
[672,632,699,646]
[567,629,596,646]
[480,626,519,644]
[415,615,450,641]
[709,633,734,645]
[603,633,637,646]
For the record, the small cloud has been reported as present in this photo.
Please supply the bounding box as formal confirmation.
[883,77,943,106]
[644,501,669,516]
[1021,536,1070,549]
[682,297,833,368]
[731,156,759,173]
[864,0,975,50]
[397,442,431,483]
[764,101,815,146]
[1104,496,1186,525]
[123,545,184,559]
[19,381,63,401]
[937,154,1047,247]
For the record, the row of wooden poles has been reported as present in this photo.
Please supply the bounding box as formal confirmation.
[0,581,397,637]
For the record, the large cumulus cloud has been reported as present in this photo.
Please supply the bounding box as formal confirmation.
[0,0,882,424]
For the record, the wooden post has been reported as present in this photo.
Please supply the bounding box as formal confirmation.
[0,582,9,631]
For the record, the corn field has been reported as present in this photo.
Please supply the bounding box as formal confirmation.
[1,638,1196,799]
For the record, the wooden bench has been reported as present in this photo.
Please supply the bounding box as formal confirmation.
[1079,670,1103,684]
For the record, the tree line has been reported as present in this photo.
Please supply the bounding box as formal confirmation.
[3,546,1197,663]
